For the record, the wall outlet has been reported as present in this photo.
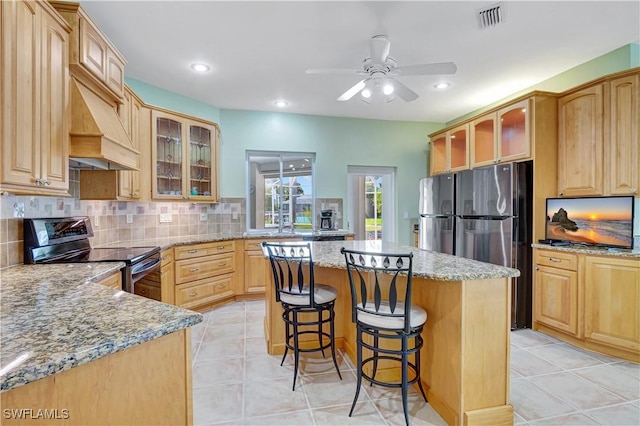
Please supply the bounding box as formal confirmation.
[200,213,207,222]
[126,214,133,224]
[93,215,100,228]
[159,214,172,223]
[403,211,409,220]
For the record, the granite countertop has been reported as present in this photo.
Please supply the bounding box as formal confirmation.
[97,230,355,251]
[0,263,202,392]
[263,240,520,281]
[532,243,640,258]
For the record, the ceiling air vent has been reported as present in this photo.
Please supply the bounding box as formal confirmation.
[477,3,504,29]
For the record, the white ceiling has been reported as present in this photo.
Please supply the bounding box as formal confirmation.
[80,1,640,123]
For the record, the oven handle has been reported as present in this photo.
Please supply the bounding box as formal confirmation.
[131,257,161,279]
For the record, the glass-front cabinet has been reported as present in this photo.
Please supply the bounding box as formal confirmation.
[471,99,530,168]
[151,109,219,201]
[429,123,469,175]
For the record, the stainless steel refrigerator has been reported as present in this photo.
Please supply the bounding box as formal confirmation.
[418,173,455,255]
[419,161,533,329]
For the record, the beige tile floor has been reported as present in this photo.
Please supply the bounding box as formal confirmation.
[191,300,640,426]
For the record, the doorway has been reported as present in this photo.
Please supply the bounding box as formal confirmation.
[347,166,396,242]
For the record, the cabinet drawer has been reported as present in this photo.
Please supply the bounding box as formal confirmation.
[175,253,235,284]
[535,250,577,271]
[175,274,234,309]
[244,240,265,251]
[160,248,174,267]
[175,241,236,260]
[135,282,161,301]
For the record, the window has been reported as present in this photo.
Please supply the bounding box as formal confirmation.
[247,151,315,232]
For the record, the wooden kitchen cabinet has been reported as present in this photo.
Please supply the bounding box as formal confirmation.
[558,69,639,197]
[0,0,71,196]
[429,123,469,175]
[174,241,235,309]
[49,1,126,102]
[534,250,579,336]
[151,109,220,202]
[584,256,640,354]
[605,74,639,196]
[94,271,122,290]
[135,248,174,303]
[244,240,269,294]
[534,248,640,363]
[79,86,151,200]
[471,99,531,167]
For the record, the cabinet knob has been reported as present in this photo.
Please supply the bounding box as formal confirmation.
[632,188,637,194]
[140,289,147,295]
[559,192,564,196]
[535,266,540,271]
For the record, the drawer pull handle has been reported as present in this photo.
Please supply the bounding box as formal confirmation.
[218,263,226,267]
[549,258,561,263]
[189,268,199,272]
[188,292,198,297]
[217,246,226,250]
[140,289,147,295]
[188,250,198,254]
[162,256,169,261]
[218,284,226,289]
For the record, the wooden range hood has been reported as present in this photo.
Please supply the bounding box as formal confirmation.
[68,78,139,171]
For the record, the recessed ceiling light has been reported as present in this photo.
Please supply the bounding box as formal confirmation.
[434,82,451,89]
[190,63,210,72]
[274,100,288,107]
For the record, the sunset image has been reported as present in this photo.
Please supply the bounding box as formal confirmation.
[545,197,634,248]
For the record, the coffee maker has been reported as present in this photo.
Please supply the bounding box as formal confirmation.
[320,210,334,230]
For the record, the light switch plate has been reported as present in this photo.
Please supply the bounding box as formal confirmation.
[159,214,172,223]
[200,213,207,221]
[126,214,133,224]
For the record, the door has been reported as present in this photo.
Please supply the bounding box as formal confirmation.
[347,166,395,242]
[455,217,513,267]
[456,164,514,216]
[419,174,454,215]
[419,216,454,254]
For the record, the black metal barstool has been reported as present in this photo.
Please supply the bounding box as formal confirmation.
[341,247,428,426]
[263,241,342,391]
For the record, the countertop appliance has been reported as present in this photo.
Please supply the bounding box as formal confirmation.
[320,209,334,230]
[23,217,160,294]
[419,161,533,329]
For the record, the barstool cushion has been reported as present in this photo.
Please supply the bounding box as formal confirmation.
[356,301,427,330]
[279,283,338,306]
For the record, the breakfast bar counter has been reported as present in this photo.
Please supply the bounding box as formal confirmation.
[264,240,520,426]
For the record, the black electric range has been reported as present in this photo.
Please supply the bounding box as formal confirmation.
[23,217,160,293]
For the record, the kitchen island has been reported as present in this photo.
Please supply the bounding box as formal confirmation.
[0,263,202,425]
[264,240,520,426]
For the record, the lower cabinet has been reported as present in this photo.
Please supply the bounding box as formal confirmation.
[173,241,236,309]
[94,271,122,290]
[533,248,640,362]
[135,248,173,303]
[584,256,640,353]
[244,240,269,294]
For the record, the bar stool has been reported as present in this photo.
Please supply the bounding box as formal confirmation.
[341,248,428,426]
[263,242,342,391]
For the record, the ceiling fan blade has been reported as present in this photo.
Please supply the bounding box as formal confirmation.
[388,78,419,102]
[394,62,457,76]
[337,79,367,101]
[369,35,390,64]
[306,68,363,75]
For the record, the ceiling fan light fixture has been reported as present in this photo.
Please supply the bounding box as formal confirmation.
[274,100,288,107]
[361,88,372,98]
[382,83,394,95]
[434,82,452,89]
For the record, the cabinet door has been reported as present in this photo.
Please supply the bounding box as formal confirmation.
[186,121,217,201]
[470,114,496,167]
[558,84,604,196]
[39,7,69,192]
[152,110,185,199]
[534,264,579,336]
[449,124,469,172]
[498,99,530,163]
[245,250,268,294]
[429,133,448,175]
[1,0,40,188]
[584,256,640,352]
[607,74,639,196]
[79,17,107,82]
[117,90,141,199]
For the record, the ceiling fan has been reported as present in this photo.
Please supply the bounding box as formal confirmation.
[306,35,457,103]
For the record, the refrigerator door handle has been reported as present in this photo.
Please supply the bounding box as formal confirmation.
[457,215,514,220]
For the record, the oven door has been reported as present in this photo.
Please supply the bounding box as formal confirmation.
[126,253,161,293]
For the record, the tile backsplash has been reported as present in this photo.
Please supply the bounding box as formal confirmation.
[0,171,345,269]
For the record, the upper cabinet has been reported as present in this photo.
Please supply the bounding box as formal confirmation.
[558,69,639,197]
[429,123,469,175]
[151,109,220,202]
[49,1,125,102]
[0,0,71,196]
[471,100,531,167]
